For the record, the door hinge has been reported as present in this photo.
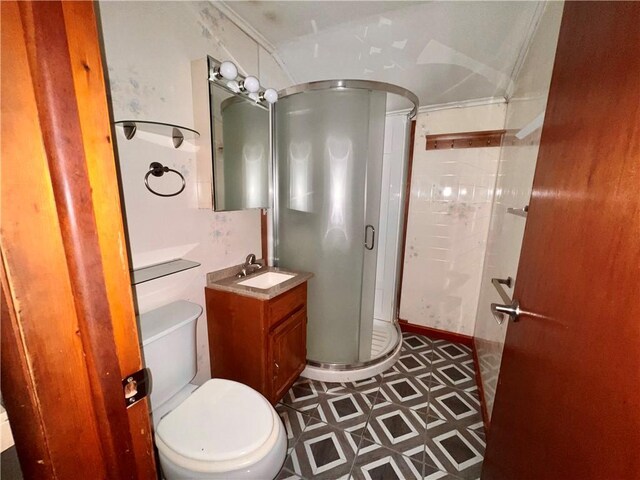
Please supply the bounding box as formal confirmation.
[122,368,150,408]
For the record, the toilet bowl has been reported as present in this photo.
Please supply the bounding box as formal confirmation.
[138,301,286,479]
[155,379,286,479]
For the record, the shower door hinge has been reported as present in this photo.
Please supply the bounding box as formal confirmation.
[122,368,150,408]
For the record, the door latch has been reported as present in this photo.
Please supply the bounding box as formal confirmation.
[122,368,150,408]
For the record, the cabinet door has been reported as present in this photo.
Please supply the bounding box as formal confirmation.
[270,309,307,402]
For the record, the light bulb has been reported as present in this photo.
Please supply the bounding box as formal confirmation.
[262,88,278,104]
[218,61,238,80]
[242,76,260,93]
[226,80,240,93]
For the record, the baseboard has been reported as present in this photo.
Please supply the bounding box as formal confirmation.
[471,340,491,433]
[398,320,473,347]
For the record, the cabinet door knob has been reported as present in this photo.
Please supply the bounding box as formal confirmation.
[274,362,280,370]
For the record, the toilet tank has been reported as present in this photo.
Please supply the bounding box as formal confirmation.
[138,301,202,413]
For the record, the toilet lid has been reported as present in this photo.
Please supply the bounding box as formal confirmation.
[156,379,274,462]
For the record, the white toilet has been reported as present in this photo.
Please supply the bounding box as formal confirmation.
[138,300,286,479]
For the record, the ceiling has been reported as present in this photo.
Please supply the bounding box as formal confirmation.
[220,1,544,110]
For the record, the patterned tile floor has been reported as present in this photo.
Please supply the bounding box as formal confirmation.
[275,333,485,480]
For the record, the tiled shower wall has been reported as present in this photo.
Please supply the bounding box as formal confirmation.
[98,1,290,384]
[473,2,563,417]
[399,103,507,336]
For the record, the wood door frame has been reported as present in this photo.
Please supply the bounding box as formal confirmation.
[1,2,156,478]
[395,119,417,321]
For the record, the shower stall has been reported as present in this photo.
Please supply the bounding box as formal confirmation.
[272,80,418,381]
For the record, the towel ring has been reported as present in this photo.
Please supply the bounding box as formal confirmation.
[144,162,185,197]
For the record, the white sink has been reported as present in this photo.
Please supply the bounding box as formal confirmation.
[237,272,295,289]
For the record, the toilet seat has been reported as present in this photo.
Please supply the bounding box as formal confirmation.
[155,379,279,473]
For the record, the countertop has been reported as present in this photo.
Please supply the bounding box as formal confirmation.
[206,264,313,300]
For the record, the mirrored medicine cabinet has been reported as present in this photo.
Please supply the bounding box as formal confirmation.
[200,56,271,212]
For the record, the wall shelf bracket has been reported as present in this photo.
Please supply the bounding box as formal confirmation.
[114,120,199,149]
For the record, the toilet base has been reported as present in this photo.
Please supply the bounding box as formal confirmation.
[158,416,287,480]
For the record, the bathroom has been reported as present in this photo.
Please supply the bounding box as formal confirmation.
[2,1,639,479]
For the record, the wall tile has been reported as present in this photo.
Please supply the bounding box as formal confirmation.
[400,105,505,336]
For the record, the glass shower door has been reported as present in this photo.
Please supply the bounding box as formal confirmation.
[275,88,387,365]
[357,91,385,362]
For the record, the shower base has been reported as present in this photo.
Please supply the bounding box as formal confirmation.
[300,320,402,383]
[371,319,399,358]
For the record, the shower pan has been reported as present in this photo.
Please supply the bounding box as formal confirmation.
[273,80,418,381]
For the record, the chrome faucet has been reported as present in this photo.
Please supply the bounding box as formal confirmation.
[237,253,263,278]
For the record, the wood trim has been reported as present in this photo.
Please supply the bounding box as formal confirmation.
[398,320,473,347]
[261,208,268,266]
[395,120,416,319]
[19,3,138,476]
[0,260,55,480]
[1,2,156,478]
[471,341,491,433]
[63,2,156,474]
[425,130,505,150]
[2,3,107,475]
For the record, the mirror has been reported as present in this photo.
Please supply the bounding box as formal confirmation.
[209,82,270,211]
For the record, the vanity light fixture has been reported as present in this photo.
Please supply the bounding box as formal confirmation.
[240,75,261,93]
[212,60,238,81]
[261,88,279,104]
[208,57,278,105]
[226,80,241,93]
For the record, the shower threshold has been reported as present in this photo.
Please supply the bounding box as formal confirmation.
[300,320,402,382]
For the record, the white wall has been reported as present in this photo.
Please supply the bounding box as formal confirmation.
[399,103,506,336]
[473,2,563,417]
[98,1,290,384]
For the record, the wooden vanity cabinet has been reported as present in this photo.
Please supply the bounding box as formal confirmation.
[205,282,307,404]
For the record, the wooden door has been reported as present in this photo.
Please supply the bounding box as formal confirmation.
[483,2,640,479]
[1,2,157,478]
[270,309,307,402]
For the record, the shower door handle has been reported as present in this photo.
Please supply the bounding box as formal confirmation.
[364,225,376,250]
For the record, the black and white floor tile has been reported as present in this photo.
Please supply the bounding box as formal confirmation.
[376,370,431,414]
[363,401,427,456]
[284,421,361,480]
[431,362,476,391]
[327,375,384,395]
[427,385,482,431]
[277,332,486,480]
[351,438,424,480]
[394,351,432,376]
[434,340,472,363]
[277,403,312,453]
[423,418,485,480]
[275,468,303,480]
[281,378,325,415]
[311,388,376,435]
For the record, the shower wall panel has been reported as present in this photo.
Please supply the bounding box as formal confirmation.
[374,115,410,324]
[399,103,506,336]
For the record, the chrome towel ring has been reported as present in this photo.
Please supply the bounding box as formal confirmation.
[144,162,185,197]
